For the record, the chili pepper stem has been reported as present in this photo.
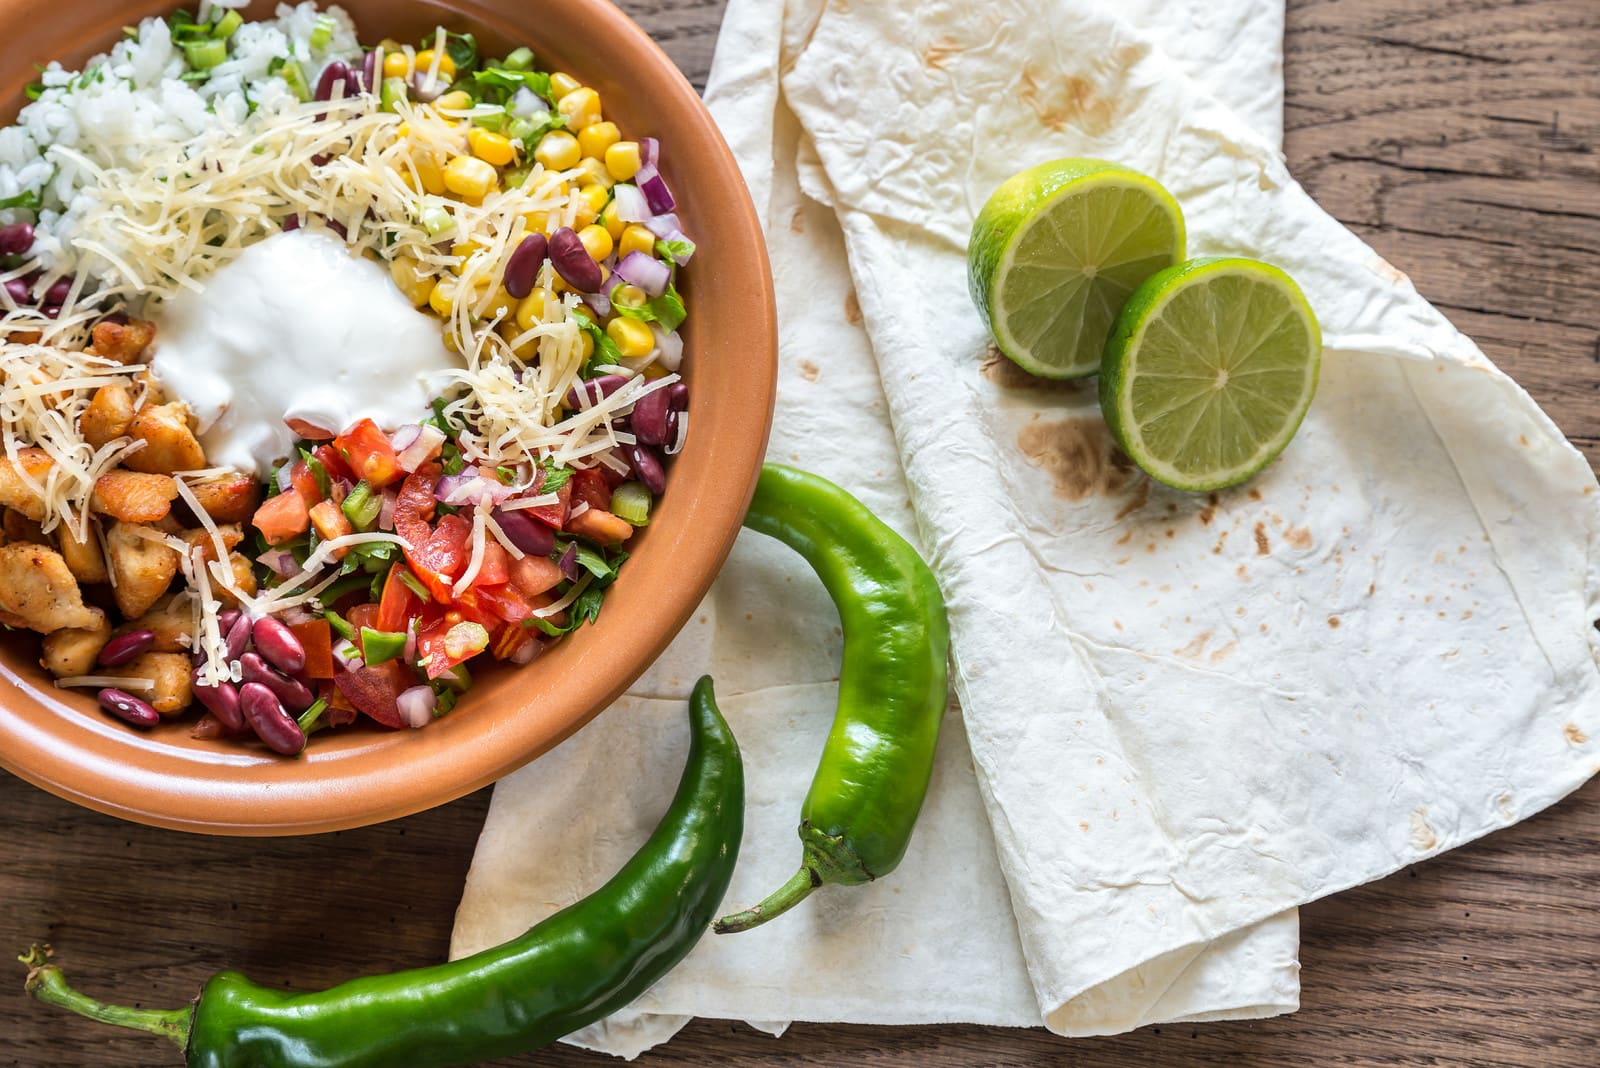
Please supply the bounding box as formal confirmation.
[712,866,819,934]
[18,944,190,1049]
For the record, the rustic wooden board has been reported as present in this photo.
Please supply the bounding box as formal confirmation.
[3,1,1597,1065]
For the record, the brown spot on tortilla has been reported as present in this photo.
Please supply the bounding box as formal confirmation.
[1285,526,1313,551]
[1144,542,1157,554]
[1165,528,1175,539]
[1018,64,1114,135]
[1016,417,1139,501]
[1368,583,1376,596]
[1113,620,1123,631]
[1372,256,1410,288]
[1116,529,1133,546]
[1209,641,1238,664]
[789,206,805,234]
[922,37,962,70]
[1519,434,1530,446]
[1199,504,1217,526]
[1113,479,1151,522]
[1078,821,1090,831]
[979,342,1089,394]
[1236,564,1249,580]
[1213,530,1229,554]
[1328,615,1341,629]
[1175,632,1211,658]
[1254,522,1271,556]
[1248,488,1262,502]
[1259,623,1269,633]
[1462,610,1472,620]
[799,359,820,382]
[1566,723,1589,745]
[844,289,862,325]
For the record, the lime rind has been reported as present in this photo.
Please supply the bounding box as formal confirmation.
[968,159,1185,380]
[1100,257,1322,492]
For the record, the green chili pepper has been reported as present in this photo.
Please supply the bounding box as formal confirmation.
[358,626,406,666]
[20,678,743,1067]
[715,464,949,933]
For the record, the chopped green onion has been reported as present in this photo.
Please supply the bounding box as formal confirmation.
[435,687,459,714]
[341,481,382,531]
[281,60,312,102]
[212,10,243,38]
[418,203,454,237]
[297,448,331,498]
[324,608,355,641]
[503,163,534,189]
[380,74,409,112]
[435,662,473,693]
[397,568,431,602]
[610,482,652,527]
[183,38,227,70]
[310,14,337,50]
[359,627,407,667]
[502,47,535,71]
[297,697,329,735]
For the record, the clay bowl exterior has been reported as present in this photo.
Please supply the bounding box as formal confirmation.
[0,0,775,833]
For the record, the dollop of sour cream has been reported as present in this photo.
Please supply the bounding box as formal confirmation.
[151,230,458,476]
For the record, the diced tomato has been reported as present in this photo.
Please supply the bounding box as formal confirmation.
[394,462,439,548]
[509,554,563,599]
[346,603,382,636]
[473,541,510,588]
[289,460,321,506]
[490,622,532,660]
[570,468,612,513]
[376,565,423,633]
[312,443,356,485]
[404,512,472,603]
[472,583,533,624]
[524,481,571,530]
[567,507,634,545]
[333,418,403,489]
[320,679,359,727]
[289,620,334,679]
[308,499,353,556]
[252,491,310,545]
[332,659,411,728]
[598,464,629,489]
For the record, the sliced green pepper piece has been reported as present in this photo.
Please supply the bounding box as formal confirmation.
[358,627,407,667]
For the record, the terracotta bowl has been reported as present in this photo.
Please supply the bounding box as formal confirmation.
[0,0,775,833]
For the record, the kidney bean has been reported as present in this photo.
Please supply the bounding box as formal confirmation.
[359,49,379,94]
[315,60,352,103]
[241,652,315,713]
[43,279,71,305]
[4,279,30,304]
[42,305,59,319]
[192,674,244,732]
[252,616,306,675]
[239,682,305,756]
[0,221,34,255]
[98,688,159,729]
[503,233,549,299]
[490,507,555,556]
[217,607,243,636]
[668,383,689,412]
[225,613,252,662]
[547,227,603,292]
[98,629,155,668]
[626,444,667,496]
[565,374,629,411]
[630,387,673,446]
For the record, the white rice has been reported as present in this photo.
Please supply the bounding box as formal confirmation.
[0,2,363,279]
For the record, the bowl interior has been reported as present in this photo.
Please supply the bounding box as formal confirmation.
[0,0,775,833]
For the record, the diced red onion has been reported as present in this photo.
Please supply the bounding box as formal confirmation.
[635,163,676,215]
[611,183,648,223]
[643,212,682,239]
[389,424,421,452]
[640,137,660,168]
[510,87,544,119]
[630,385,673,445]
[274,465,293,493]
[652,326,683,372]
[403,620,417,664]
[614,252,671,299]
[333,638,364,671]
[279,605,318,626]
[257,549,299,577]
[557,542,579,582]
[411,72,446,103]
[397,685,436,728]
[397,424,447,473]
[510,638,543,665]
[434,470,476,502]
[491,507,555,555]
[582,289,611,318]
[378,489,397,532]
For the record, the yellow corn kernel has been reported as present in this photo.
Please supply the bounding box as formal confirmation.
[515,287,560,330]
[523,210,550,235]
[572,184,609,227]
[389,255,436,306]
[443,155,498,199]
[605,141,642,182]
[414,50,456,82]
[412,152,447,196]
[578,224,614,262]
[575,157,613,189]
[549,72,582,100]
[618,224,656,261]
[557,87,603,131]
[479,286,518,321]
[578,121,621,159]
[428,277,458,317]
[449,240,483,275]
[395,121,411,139]
[641,361,669,380]
[533,130,581,171]
[606,316,655,358]
[578,329,595,361]
[598,201,627,241]
[468,127,517,167]
[611,283,646,309]
[442,329,461,354]
[383,51,410,79]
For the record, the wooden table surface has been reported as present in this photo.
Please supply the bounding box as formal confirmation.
[4,1,1598,1065]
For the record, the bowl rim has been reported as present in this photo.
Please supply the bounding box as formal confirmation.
[0,0,777,834]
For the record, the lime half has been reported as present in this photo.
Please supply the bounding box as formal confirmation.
[969,159,1185,379]
[1099,257,1322,491]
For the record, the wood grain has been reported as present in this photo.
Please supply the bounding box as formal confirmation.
[3,1,1598,1066]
